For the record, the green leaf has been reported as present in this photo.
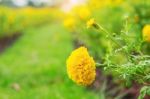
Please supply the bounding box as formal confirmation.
[138,86,150,99]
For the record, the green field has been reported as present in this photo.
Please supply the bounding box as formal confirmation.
[0,23,100,99]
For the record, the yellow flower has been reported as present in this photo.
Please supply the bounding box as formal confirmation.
[66,47,96,86]
[87,18,99,29]
[78,7,91,20]
[142,24,150,42]
[63,17,76,29]
[87,18,95,28]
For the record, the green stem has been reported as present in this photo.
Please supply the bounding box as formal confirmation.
[97,24,131,61]
[97,24,122,47]
[96,63,105,67]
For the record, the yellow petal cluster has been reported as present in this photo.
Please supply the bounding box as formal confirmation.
[87,18,98,29]
[142,24,150,42]
[78,7,91,20]
[63,17,76,30]
[66,47,96,86]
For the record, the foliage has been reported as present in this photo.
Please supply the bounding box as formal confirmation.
[64,0,150,98]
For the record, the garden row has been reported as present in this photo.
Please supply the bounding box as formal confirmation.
[0,6,62,38]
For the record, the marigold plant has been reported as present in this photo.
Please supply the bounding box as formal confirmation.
[65,0,150,98]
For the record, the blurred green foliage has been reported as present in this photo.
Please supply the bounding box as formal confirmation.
[0,24,102,99]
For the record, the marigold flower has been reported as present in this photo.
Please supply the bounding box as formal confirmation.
[64,17,76,29]
[142,24,150,42]
[78,7,91,20]
[66,47,96,86]
[86,18,99,29]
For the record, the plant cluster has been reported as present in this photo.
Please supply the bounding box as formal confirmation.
[65,0,150,98]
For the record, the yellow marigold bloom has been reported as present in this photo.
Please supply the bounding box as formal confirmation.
[142,24,150,42]
[64,17,76,29]
[78,7,91,20]
[66,47,96,86]
[87,18,99,29]
[87,18,95,28]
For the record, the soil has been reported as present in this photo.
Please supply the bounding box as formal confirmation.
[0,33,22,53]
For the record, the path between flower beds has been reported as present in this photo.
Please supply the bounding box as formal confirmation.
[0,23,99,99]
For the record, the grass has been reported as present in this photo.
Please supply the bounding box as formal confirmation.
[0,23,100,99]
